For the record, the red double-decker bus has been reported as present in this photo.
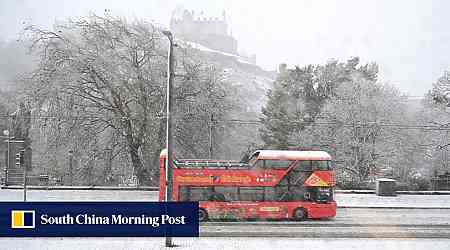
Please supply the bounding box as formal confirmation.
[159,149,336,221]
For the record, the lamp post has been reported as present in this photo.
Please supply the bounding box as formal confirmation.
[162,30,175,248]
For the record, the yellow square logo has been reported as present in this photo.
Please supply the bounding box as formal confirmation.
[11,210,35,229]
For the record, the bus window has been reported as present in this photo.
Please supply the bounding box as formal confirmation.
[274,185,291,201]
[305,187,333,203]
[184,187,212,201]
[264,160,293,169]
[253,160,264,168]
[263,187,277,201]
[215,187,238,201]
[179,186,236,202]
[239,187,264,201]
[290,186,307,201]
[208,190,226,202]
[179,186,190,201]
[298,161,312,171]
[311,161,332,170]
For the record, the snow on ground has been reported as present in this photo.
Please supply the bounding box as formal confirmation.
[0,190,158,202]
[1,237,449,250]
[1,190,450,208]
[1,190,450,249]
[336,193,450,208]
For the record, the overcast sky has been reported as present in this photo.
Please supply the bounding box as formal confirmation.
[1,0,449,96]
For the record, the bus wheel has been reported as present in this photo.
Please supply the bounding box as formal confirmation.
[293,208,307,220]
[199,208,208,222]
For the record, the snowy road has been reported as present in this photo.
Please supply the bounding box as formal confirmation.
[203,208,450,226]
[200,208,450,237]
[1,189,450,249]
[1,238,449,250]
[200,224,450,238]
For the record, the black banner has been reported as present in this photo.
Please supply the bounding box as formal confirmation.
[0,202,199,237]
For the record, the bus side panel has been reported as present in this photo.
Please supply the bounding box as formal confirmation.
[199,201,335,220]
[298,201,337,219]
[200,201,260,220]
[199,201,336,220]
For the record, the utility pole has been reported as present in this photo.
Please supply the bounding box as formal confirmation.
[162,30,175,248]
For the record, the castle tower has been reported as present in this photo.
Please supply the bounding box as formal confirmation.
[170,9,237,55]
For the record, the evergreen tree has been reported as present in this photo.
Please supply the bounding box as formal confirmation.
[260,82,292,149]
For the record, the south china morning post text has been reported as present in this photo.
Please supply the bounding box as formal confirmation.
[0,202,199,237]
[40,213,185,227]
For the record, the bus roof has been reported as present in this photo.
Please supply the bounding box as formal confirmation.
[254,150,332,161]
[160,149,332,161]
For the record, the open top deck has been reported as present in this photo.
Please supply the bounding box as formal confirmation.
[252,150,332,161]
[160,149,332,169]
[174,159,250,169]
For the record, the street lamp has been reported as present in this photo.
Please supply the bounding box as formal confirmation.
[162,30,175,248]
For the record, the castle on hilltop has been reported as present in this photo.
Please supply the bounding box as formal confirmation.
[170,10,237,54]
[170,10,255,64]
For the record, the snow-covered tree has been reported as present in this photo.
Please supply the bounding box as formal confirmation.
[23,15,235,185]
[260,57,378,149]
